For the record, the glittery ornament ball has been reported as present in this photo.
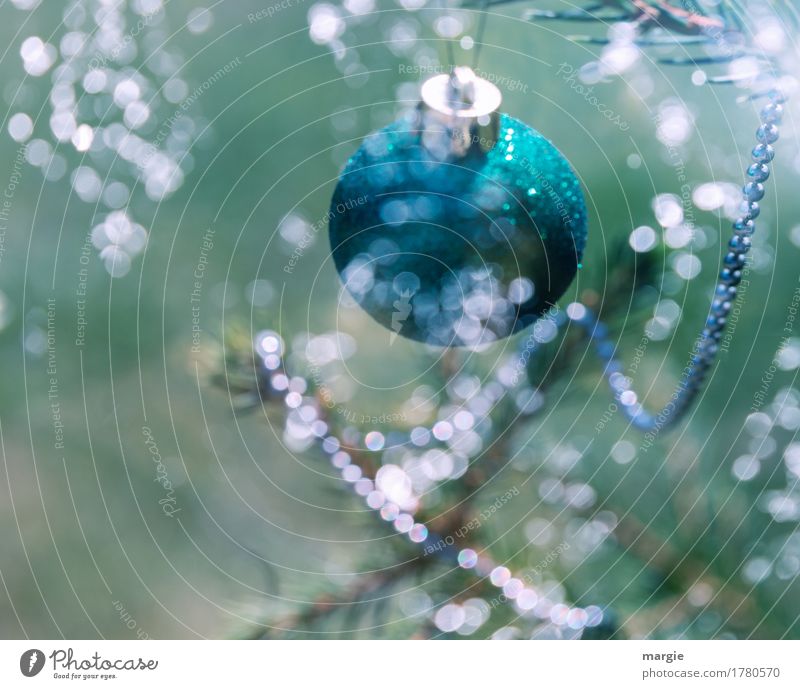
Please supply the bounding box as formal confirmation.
[329,112,588,347]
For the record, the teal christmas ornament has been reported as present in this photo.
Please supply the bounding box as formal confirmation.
[329,68,588,347]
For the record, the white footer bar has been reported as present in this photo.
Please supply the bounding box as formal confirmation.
[1,640,797,687]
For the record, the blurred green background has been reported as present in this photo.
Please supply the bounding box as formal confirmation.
[1,0,799,639]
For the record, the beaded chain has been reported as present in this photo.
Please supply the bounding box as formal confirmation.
[255,328,606,633]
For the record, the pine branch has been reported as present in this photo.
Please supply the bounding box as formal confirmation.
[609,512,786,639]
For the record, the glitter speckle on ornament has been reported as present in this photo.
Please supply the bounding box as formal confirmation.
[329,68,588,347]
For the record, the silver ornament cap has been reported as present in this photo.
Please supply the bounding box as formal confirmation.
[418,66,502,159]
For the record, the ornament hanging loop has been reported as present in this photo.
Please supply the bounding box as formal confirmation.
[419,66,502,159]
